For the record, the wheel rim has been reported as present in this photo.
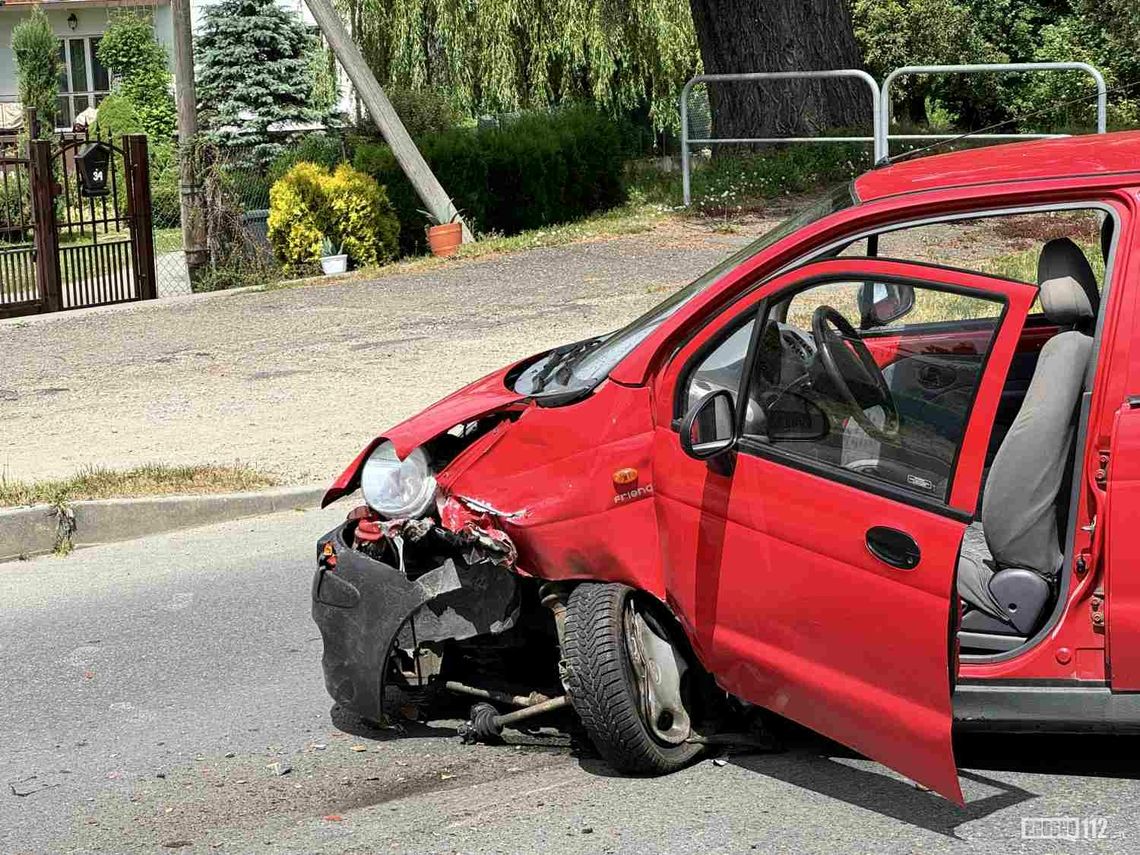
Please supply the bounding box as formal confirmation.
[624,601,692,745]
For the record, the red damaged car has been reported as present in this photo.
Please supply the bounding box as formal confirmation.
[313,131,1140,804]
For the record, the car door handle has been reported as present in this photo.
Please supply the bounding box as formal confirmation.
[866,526,921,570]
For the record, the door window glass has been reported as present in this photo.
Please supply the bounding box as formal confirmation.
[683,315,756,416]
[743,279,1003,501]
[832,208,1110,315]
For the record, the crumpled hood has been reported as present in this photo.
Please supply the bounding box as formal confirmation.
[321,365,526,507]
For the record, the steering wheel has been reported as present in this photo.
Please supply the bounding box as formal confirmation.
[810,305,899,441]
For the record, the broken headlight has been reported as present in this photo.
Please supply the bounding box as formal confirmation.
[360,441,437,519]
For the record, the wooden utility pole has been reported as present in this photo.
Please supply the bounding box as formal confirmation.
[303,0,473,243]
[171,0,209,281]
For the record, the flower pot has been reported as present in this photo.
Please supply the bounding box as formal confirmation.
[320,254,348,275]
[427,222,463,258]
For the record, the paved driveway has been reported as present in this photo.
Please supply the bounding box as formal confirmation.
[0,221,751,483]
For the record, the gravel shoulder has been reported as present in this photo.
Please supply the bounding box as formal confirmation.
[0,205,1043,486]
[0,218,754,484]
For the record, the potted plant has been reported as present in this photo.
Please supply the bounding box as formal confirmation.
[320,237,348,275]
[421,205,464,258]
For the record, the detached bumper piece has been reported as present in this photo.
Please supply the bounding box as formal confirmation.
[311,517,520,724]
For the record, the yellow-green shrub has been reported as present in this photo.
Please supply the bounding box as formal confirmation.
[267,161,398,269]
[267,162,326,268]
[325,164,399,267]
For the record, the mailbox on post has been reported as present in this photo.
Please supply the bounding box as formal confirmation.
[75,141,112,198]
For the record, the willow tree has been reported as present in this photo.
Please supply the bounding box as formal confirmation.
[349,0,699,128]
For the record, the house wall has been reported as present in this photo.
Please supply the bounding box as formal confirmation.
[2,0,353,124]
[0,3,173,104]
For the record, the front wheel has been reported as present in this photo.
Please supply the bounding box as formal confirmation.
[562,583,703,774]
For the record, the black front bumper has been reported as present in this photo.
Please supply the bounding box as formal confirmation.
[311,522,518,723]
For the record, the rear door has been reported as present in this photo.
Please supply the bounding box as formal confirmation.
[653,258,1037,803]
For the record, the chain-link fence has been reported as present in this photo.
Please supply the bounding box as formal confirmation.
[149,143,284,298]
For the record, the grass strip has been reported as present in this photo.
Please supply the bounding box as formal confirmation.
[0,463,279,508]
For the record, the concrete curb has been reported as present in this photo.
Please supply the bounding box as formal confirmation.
[0,485,327,563]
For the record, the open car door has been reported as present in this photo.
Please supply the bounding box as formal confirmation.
[653,258,1038,803]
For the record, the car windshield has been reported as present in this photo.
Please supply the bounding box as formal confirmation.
[513,183,857,398]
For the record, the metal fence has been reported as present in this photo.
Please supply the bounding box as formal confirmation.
[0,125,157,319]
[0,118,283,312]
[681,61,1110,206]
[148,145,280,297]
[681,70,883,207]
[0,144,35,314]
[880,62,1107,157]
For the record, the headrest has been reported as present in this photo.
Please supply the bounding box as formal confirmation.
[1040,275,1095,327]
[1037,238,1099,316]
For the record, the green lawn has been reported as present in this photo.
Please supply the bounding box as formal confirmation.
[985,240,1104,285]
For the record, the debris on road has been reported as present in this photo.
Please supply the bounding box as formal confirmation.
[266,762,292,777]
[8,775,60,797]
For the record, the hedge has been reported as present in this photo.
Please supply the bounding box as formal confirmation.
[353,106,631,254]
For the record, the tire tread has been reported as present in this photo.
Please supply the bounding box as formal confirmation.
[562,583,700,774]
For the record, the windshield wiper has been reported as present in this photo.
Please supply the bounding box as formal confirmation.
[529,337,604,393]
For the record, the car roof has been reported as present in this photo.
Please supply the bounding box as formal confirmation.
[854,130,1140,202]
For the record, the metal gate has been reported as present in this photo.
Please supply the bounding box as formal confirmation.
[0,130,156,319]
[0,141,36,319]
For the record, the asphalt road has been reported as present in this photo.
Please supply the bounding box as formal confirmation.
[3,508,1139,854]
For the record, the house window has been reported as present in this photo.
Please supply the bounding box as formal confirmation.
[57,37,110,129]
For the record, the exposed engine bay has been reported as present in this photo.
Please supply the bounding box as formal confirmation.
[312,474,767,755]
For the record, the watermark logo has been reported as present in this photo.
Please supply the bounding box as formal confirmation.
[1022,817,1108,841]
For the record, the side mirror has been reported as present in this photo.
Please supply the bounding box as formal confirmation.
[858,281,915,329]
[763,392,830,442]
[680,389,737,461]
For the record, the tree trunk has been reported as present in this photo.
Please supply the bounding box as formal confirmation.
[688,0,867,140]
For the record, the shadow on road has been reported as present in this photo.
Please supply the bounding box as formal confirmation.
[576,723,1140,838]
[331,704,458,741]
[955,732,1140,779]
[718,729,1140,837]
[727,752,1031,839]
[333,701,1140,839]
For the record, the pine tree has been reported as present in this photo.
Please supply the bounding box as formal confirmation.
[196,0,321,163]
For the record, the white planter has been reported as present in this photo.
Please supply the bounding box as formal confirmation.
[320,254,348,275]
